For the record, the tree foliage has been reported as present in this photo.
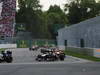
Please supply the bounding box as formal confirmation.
[64,0,100,24]
[16,2,68,39]
[46,5,68,38]
[16,0,100,39]
[16,0,44,38]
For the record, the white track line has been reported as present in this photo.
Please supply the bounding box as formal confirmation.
[0,61,91,65]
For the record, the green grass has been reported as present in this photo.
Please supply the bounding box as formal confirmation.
[0,48,6,52]
[64,50,100,61]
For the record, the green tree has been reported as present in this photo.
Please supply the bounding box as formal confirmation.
[64,0,100,24]
[46,5,68,39]
[16,1,69,39]
[16,0,46,38]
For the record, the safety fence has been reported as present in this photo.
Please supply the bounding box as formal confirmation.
[16,39,57,48]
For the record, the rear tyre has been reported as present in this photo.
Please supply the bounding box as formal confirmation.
[6,57,13,63]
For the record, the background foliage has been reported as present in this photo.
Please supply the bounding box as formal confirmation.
[16,0,100,39]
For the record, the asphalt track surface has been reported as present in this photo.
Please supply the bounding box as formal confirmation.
[0,48,99,75]
[10,48,90,64]
[0,62,100,75]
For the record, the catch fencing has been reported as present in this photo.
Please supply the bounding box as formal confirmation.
[16,39,57,48]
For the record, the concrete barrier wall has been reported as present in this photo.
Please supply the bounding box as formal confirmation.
[66,47,100,58]
[66,47,94,56]
[93,48,100,58]
[0,44,17,48]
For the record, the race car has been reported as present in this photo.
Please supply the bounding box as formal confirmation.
[36,50,65,61]
[0,51,13,63]
[35,53,57,61]
[29,45,39,51]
